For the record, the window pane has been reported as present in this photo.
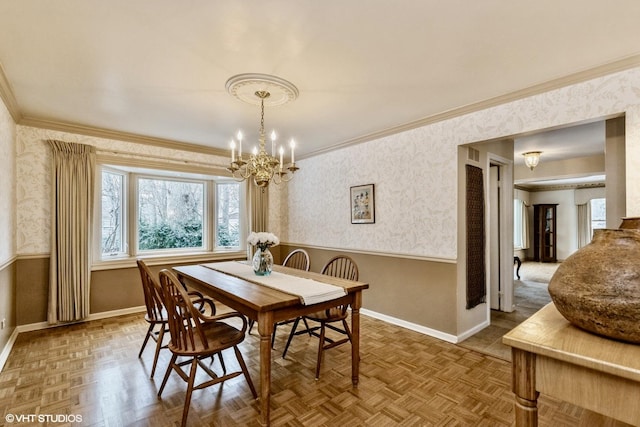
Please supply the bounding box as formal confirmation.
[101,171,125,255]
[216,182,240,247]
[591,198,606,232]
[138,178,204,250]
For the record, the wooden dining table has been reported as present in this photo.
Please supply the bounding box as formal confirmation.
[173,262,369,426]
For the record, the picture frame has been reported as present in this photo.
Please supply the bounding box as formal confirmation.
[350,184,375,224]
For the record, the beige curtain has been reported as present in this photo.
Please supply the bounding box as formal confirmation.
[48,140,96,324]
[249,183,268,233]
[577,202,592,249]
[247,182,269,258]
[517,200,530,250]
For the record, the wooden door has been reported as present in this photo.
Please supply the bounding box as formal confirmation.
[533,204,557,262]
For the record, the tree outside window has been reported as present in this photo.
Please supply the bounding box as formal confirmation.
[216,182,240,247]
[101,170,125,256]
[138,178,204,251]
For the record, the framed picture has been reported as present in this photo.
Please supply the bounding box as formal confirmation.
[350,184,375,224]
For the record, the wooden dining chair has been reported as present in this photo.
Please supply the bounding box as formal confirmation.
[248,249,313,347]
[268,249,313,347]
[157,269,257,427]
[282,255,359,379]
[283,248,310,271]
[137,259,172,379]
[137,259,215,378]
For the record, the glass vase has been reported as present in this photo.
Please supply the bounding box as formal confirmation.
[252,246,274,276]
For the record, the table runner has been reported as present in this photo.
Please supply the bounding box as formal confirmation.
[201,261,347,305]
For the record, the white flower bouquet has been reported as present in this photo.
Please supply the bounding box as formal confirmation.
[247,232,280,250]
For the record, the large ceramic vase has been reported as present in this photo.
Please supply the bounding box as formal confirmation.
[548,217,640,344]
[252,246,274,276]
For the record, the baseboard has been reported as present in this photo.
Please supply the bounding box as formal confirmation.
[5,305,475,371]
[1,306,146,371]
[361,308,459,344]
[16,305,146,334]
[456,320,490,343]
[0,327,20,372]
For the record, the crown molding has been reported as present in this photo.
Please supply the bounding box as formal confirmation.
[0,62,22,123]
[515,182,605,192]
[301,54,640,160]
[19,116,230,157]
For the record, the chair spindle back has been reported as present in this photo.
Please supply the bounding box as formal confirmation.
[137,259,165,322]
[321,255,359,281]
[283,249,311,271]
[159,269,209,353]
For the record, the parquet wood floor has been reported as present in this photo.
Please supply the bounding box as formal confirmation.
[0,310,631,426]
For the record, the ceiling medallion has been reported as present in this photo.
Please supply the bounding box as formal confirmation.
[225,74,300,188]
[226,73,299,107]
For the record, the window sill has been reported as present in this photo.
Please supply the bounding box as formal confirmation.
[92,250,248,271]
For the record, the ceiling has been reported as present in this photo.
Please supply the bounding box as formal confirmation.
[1,1,640,160]
[514,120,606,188]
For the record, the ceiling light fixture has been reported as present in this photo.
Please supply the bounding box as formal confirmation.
[226,74,300,188]
[523,151,542,171]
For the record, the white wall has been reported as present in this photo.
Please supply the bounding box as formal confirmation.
[528,190,576,261]
[523,186,606,262]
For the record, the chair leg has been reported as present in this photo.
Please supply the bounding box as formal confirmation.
[282,317,301,359]
[150,325,165,378]
[302,318,313,336]
[342,319,353,342]
[315,322,327,380]
[180,358,199,427]
[158,353,177,397]
[139,323,154,358]
[271,323,278,348]
[217,351,227,374]
[234,346,258,398]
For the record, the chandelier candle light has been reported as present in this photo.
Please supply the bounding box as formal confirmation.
[226,74,300,187]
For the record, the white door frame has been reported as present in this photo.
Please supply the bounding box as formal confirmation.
[489,165,501,310]
[486,153,514,313]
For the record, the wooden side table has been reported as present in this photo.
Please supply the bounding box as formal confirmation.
[503,303,640,426]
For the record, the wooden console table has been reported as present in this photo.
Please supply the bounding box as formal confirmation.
[503,303,640,426]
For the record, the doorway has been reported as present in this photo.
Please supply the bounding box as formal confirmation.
[487,155,514,313]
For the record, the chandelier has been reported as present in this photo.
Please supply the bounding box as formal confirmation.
[226,74,300,188]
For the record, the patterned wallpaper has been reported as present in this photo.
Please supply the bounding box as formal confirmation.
[281,128,457,258]
[0,98,15,265]
[12,67,640,258]
[15,127,230,255]
[280,67,640,260]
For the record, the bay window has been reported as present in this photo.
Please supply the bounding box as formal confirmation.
[96,164,245,264]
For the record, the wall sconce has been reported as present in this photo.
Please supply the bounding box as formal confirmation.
[523,151,542,171]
